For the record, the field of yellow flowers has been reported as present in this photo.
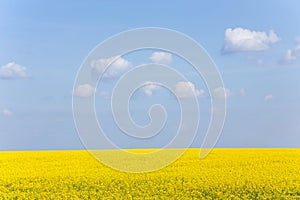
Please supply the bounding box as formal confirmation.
[0,148,300,199]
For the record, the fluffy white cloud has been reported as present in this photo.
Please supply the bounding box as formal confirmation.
[264,94,274,101]
[142,81,161,96]
[223,27,280,52]
[281,37,300,64]
[3,109,13,116]
[91,56,131,78]
[149,52,172,64]
[73,84,95,97]
[175,81,204,98]
[0,62,30,78]
[213,87,232,98]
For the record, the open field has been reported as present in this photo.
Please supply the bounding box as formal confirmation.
[0,148,300,199]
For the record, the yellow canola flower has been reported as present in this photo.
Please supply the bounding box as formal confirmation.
[0,148,299,199]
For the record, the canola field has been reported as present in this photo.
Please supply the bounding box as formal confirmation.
[0,148,300,199]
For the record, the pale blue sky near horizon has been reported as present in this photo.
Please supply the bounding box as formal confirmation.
[1,0,300,150]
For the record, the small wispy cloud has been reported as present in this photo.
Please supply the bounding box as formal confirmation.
[175,81,204,98]
[91,56,131,78]
[239,88,246,97]
[73,84,95,97]
[142,81,161,96]
[213,87,232,98]
[280,36,300,64]
[149,52,172,64]
[264,94,274,101]
[0,62,30,79]
[3,109,13,116]
[141,81,204,99]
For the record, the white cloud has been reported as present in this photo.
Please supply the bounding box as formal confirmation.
[142,81,161,96]
[91,56,131,78]
[175,81,204,98]
[247,56,264,66]
[223,27,280,52]
[213,87,232,98]
[149,52,172,64]
[0,62,30,78]
[283,49,297,63]
[73,84,95,97]
[3,109,13,116]
[256,59,264,65]
[239,88,246,96]
[281,37,300,64]
[98,91,110,99]
[264,94,274,101]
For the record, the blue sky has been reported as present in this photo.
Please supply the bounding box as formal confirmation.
[1,0,300,150]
